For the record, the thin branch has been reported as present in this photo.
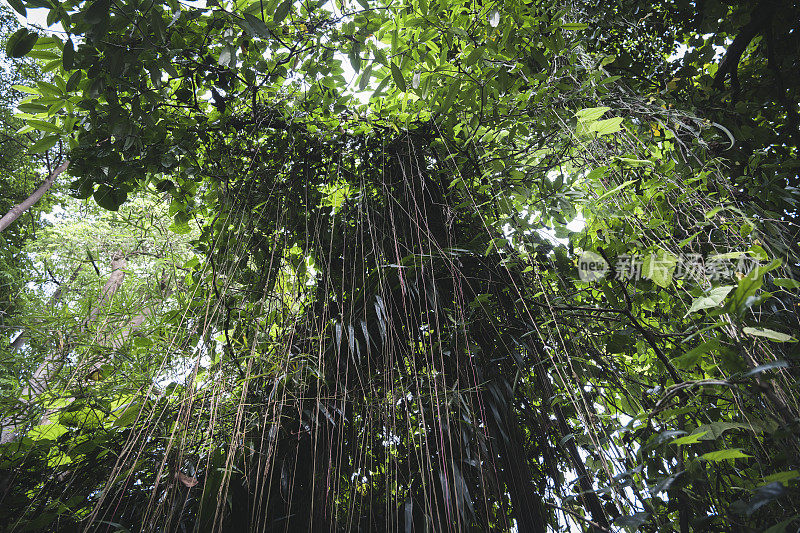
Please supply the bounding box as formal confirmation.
[0,159,69,233]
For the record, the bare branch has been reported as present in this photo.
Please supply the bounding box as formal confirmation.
[0,159,69,233]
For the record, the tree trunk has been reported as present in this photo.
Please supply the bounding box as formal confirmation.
[1,252,128,444]
[0,160,69,233]
[490,387,549,533]
[712,0,777,92]
[84,251,127,329]
[107,277,173,350]
[81,252,129,378]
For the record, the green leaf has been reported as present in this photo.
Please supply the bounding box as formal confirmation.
[774,278,800,289]
[700,448,751,462]
[348,46,361,73]
[36,81,61,96]
[464,46,484,66]
[439,82,459,114]
[133,337,153,347]
[12,84,39,95]
[762,471,799,486]
[391,62,406,91]
[529,49,548,69]
[595,179,635,201]
[113,403,142,427]
[585,166,607,182]
[589,117,623,136]
[274,0,292,24]
[642,249,677,288]
[686,285,733,315]
[678,231,702,247]
[607,333,632,354]
[17,102,48,114]
[156,179,175,192]
[7,0,26,16]
[575,106,609,122]
[66,71,83,92]
[374,47,388,65]
[94,184,127,211]
[742,327,796,342]
[30,135,59,154]
[63,38,75,70]
[84,0,111,25]
[243,13,271,38]
[672,431,708,445]
[692,421,751,440]
[673,339,721,369]
[358,64,372,92]
[170,211,192,234]
[728,259,782,314]
[28,422,68,441]
[614,156,654,167]
[749,244,769,261]
[25,119,61,133]
[600,54,616,66]
[708,251,744,261]
[370,74,390,98]
[6,28,39,59]
[562,22,589,30]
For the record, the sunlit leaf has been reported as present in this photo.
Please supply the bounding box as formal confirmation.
[672,431,708,445]
[575,106,609,121]
[742,327,796,342]
[686,285,733,315]
[773,278,800,289]
[589,117,623,135]
[700,448,751,461]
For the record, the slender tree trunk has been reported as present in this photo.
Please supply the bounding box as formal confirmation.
[108,281,173,350]
[84,251,127,328]
[1,252,128,444]
[81,252,129,378]
[471,327,548,532]
[0,160,69,233]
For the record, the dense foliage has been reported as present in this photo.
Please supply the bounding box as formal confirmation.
[1,0,799,531]
[0,3,55,331]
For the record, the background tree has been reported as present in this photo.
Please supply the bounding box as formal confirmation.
[0,2,58,335]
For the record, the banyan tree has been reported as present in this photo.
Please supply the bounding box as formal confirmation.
[1,0,799,531]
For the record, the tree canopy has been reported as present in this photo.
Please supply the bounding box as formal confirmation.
[1,0,799,531]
